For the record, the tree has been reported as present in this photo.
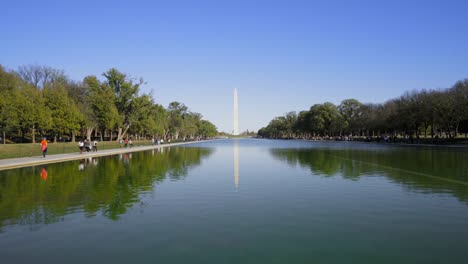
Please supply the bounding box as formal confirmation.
[338,99,362,135]
[43,83,83,142]
[0,66,22,143]
[17,64,65,89]
[350,102,387,137]
[103,68,141,141]
[127,94,155,138]
[6,85,50,142]
[294,111,312,138]
[198,120,217,138]
[149,104,168,139]
[308,102,343,136]
[283,111,298,138]
[179,112,197,139]
[167,102,188,140]
[85,76,120,140]
[450,80,468,136]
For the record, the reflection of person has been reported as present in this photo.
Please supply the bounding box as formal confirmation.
[78,160,85,171]
[123,153,131,164]
[41,137,48,158]
[41,167,48,181]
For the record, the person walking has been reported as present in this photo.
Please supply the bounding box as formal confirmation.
[79,140,84,154]
[41,137,48,158]
[84,140,91,152]
[93,140,98,152]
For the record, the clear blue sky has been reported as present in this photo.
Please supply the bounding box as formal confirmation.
[2,0,468,132]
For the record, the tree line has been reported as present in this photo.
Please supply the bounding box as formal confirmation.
[258,79,468,141]
[0,64,217,143]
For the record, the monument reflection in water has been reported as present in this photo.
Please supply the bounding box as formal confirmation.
[234,140,239,190]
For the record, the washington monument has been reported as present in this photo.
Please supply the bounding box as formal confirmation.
[233,88,239,136]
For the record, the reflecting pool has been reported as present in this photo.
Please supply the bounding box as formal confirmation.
[1,139,468,263]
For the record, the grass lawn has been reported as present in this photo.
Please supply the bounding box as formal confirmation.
[0,140,153,159]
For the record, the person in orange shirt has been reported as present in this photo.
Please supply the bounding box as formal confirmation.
[41,137,48,158]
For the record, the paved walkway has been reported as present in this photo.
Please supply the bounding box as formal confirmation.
[0,141,205,171]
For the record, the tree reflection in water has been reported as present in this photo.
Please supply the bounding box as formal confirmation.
[269,147,468,203]
[0,147,213,231]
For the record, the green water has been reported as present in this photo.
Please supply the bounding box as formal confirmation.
[1,139,468,263]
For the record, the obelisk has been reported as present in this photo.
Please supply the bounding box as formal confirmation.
[233,88,239,136]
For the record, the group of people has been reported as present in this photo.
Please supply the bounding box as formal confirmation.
[39,137,98,158]
[151,138,164,145]
[39,136,169,159]
[78,139,98,154]
[119,138,133,148]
